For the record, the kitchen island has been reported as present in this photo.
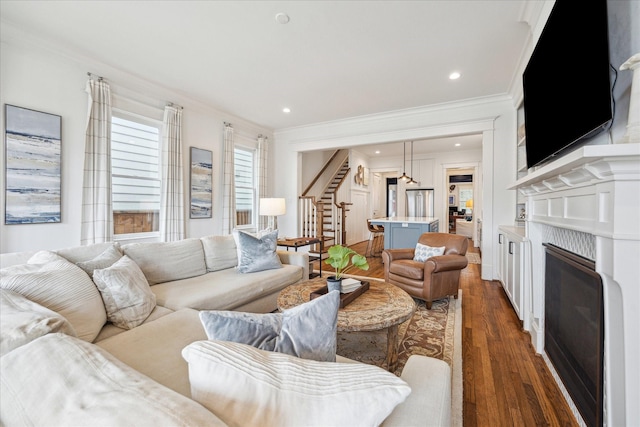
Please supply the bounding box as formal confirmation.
[369,217,439,249]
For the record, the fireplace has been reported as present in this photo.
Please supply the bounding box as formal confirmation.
[544,244,603,427]
[511,143,640,426]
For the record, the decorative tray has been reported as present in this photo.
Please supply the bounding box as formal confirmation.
[310,281,370,308]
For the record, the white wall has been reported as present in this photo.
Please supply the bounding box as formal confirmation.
[0,33,273,254]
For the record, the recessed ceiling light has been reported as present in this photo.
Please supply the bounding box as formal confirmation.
[375,150,380,154]
[282,107,291,113]
[449,72,461,80]
[455,143,461,147]
[275,13,290,24]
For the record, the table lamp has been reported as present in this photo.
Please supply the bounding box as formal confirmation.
[259,198,286,231]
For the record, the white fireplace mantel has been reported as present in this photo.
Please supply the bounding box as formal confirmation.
[511,143,640,427]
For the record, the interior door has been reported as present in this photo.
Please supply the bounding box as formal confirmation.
[347,192,368,244]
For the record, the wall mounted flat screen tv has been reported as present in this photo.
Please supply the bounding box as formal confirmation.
[523,0,613,169]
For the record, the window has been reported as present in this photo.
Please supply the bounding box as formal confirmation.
[111,113,161,236]
[458,185,473,214]
[234,146,256,228]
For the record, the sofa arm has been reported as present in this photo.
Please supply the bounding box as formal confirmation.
[277,250,309,281]
[382,355,451,427]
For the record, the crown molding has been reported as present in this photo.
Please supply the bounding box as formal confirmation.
[275,95,510,147]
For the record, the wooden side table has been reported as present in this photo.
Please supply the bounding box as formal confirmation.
[277,278,416,371]
[277,237,323,279]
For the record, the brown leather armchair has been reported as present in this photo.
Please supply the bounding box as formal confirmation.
[382,233,468,309]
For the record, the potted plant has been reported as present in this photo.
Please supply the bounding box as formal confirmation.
[324,245,369,292]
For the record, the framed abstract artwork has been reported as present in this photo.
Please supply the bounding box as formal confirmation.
[189,147,212,218]
[4,105,62,224]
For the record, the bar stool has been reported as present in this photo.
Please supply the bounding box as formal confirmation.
[366,220,384,257]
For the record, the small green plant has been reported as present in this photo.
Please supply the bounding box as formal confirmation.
[324,245,369,279]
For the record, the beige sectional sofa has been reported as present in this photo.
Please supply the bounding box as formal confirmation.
[0,235,452,426]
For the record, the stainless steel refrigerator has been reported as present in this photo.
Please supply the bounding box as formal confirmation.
[405,188,435,217]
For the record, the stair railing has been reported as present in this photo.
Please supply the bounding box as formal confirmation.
[298,196,317,239]
[298,196,325,254]
[299,150,352,247]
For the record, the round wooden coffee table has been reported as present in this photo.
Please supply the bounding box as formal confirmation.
[277,277,416,371]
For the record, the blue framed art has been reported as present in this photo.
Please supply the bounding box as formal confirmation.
[5,105,62,224]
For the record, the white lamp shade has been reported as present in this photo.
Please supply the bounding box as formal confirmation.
[260,198,286,216]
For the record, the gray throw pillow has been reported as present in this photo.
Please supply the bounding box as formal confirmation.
[236,229,282,273]
[76,245,123,278]
[92,256,156,330]
[199,290,340,362]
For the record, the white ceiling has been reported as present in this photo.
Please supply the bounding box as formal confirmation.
[0,0,533,155]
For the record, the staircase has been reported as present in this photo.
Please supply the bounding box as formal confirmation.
[318,160,350,248]
[299,150,352,261]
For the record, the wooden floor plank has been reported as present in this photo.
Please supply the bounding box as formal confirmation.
[314,239,578,426]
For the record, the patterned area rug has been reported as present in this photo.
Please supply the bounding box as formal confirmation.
[336,281,457,375]
[466,252,481,264]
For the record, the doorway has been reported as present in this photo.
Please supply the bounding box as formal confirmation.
[445,166,479,246]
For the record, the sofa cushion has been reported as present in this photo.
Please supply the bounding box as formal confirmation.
[93,305,174,342]
[0,259,106,342]
[56,242,121,264]
[200,234,238,272]
[382,355,452,427]
[199,290,339,362]
[413,243,445,262]
[0,333,225,426]
[28,250,66,264]
[93,256,156,330]
[182,340,411,427]
[76,245,123,278]
[122,238,207,285]
[96,308,207,398]
[0,289,77,356]
[235,229,282,273]
[151,265,303,311]
[0,250,66,275]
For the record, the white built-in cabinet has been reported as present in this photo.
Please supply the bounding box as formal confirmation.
[515,104,527,225]
[497,226,531,328]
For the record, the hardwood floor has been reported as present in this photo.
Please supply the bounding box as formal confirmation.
[314,240,578,426]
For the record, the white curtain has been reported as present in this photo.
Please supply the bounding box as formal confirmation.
[81,78,113,245]
[222,123,236,234]
[257,135,269,230]
[160,106,184,242]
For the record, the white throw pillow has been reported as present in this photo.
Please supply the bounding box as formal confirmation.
[182,340,412,427]
[75,245,123,278]
[0,289,77,356]
[413,243,446,262]
[0,259,107,342]
[92,256,156,330]
[0,333,226,426]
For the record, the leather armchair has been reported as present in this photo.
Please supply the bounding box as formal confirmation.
[382,233,468,309]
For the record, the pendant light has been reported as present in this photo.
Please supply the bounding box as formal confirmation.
[398,142,410,181]
[407,141,418,184]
